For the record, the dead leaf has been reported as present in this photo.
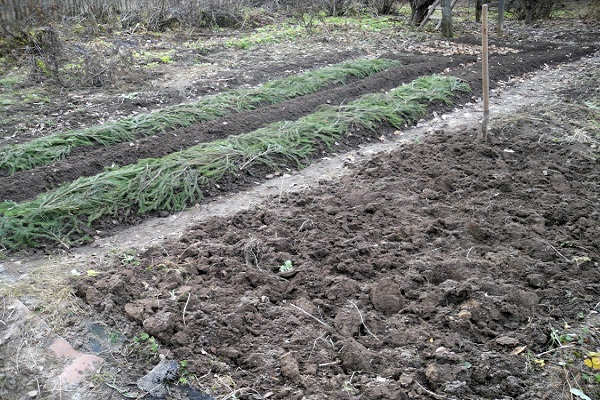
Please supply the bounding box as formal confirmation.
[533,358,545,367]
[583,356,600,370]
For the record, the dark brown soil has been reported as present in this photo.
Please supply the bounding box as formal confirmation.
[73,96,600,399]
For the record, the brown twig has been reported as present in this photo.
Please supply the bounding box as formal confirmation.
[350,301,380,341]
[535,345,575,358]
[539,239,570,262]
[290,303,333,331]
[182,292,191,326]
[318,361,341,367]
[415,381,458,400]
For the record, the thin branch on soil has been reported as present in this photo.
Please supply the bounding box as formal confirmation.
[318,361,341,367]
[176,243,198,261]
[563,367,575,400]
[309,332,329,359]
[239,149,274,171]
[290,303,333,331]
[298,219,313,232]
[222,388,262,400]
[278,176,285,204]
[28,346,38,367]
[539,239,570,262]
[15,340,26,373]
[535,345,575,358]
[415,381,458,400]
[466,246,474,260]
[44,230,71,250]
[182,292,191,326]
[350,301,380,341]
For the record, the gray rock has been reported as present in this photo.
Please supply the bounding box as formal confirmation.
[137,358,179,398]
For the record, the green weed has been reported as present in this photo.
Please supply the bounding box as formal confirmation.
[35,59,50,76]
[160,55,173,64]
[342,372,358,395]
[0,75,22,88]
[22,93,50,104]
[133,49,176,66]
[279,260,294,272]
[178,360,198,385]
[0,96,14,106]
[225,23,305,49]
[133,332,159,357]
[324,15,402,31]
[116,249,140,266]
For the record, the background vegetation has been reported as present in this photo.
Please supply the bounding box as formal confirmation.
[1,0,596,36]
[0,0,595,90]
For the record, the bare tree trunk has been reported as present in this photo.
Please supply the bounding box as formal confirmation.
[476,0,488,22]
[497,0,505,35]
[507,0,556,22]
[409,0,436,24]
[441,0,452,38]
[524,0,534,24]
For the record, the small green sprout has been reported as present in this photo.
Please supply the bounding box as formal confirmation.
[279,260,293,272]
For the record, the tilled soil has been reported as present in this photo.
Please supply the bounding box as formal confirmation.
[73,93,600,399]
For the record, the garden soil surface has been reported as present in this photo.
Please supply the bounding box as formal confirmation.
[0,18,599,400]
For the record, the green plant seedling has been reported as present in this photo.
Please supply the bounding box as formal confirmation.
[581,372,600,384]
[178,359,198,385]
[0,75,22,88]
[342,372,358,394]
[118,249,140,266]
[342,380,358,394]
[573,256,591,266]
[133,332,159,355]
[0,96,14,106]
[279,260,293,272]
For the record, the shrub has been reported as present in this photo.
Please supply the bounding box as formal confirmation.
[581,0,600,20]
[371,0,398,15]
[506,0,557,23]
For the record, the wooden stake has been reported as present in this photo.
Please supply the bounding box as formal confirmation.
[480,4,490,142]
